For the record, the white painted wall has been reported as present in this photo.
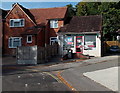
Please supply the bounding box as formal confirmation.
[71,36,76,53]
[83,35,101,57]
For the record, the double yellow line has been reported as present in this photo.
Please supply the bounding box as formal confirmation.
[44,71,78,92]
[43,72,62,83]
[31,70,78,92]
[56,71,77,92]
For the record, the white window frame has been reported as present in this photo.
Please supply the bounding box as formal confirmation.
[50,37,58,45]
[8,37,22,48]
[50,20,58,28]
[10,19,25,27]
[27,35,32,43]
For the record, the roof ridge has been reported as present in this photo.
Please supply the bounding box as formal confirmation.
[28,6,67,10]
[74,15,102,18]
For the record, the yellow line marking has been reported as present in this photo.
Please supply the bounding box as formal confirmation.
[31,70,39,72]
[56,71,78,92]
[43,72,62,83]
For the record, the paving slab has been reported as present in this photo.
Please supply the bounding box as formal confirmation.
[83,66,118,91]
[60,58,119,92]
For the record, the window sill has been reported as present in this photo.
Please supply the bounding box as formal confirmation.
[50,27,58,29]
[10,26,24,28]
[27,42,32,44]
[9,47,17,48]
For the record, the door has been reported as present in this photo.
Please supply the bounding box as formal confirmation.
[76,36,83,53]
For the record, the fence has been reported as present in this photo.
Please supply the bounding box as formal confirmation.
[104,41,120,53]
[17,44,58,65]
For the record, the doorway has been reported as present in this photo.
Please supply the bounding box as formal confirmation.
[76,36,83,53]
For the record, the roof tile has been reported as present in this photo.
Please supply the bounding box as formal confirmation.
[29,7,67,25]
[59,15,102,33]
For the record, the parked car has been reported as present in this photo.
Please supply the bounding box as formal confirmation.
[109,45,120,53]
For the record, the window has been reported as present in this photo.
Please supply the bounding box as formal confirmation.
[84,35,96,50]
[64,36,74,48]
[50,20,58,28]
[10,19,25,27]
[27,35,32,43]
[50,37,58,45]
[9,37,21,48]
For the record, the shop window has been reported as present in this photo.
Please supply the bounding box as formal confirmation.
[64,36,74,48]
[84,35,96,50]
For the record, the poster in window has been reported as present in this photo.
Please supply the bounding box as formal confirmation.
[66,37,73,45]
[84,35,96,50]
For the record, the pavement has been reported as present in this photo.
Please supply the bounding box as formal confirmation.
[83,66,118,91]
[60,56,119,92]
[32,55,119,72]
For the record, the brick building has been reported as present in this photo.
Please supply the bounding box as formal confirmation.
[3,3,68,55]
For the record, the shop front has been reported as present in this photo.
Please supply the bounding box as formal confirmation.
[59,33,101,57]
[58,15,102,57]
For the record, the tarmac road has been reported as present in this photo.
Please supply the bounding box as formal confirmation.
[2,55,119,92]
[2,71,73,92]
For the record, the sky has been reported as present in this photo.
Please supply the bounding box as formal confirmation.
[1,2,79,10]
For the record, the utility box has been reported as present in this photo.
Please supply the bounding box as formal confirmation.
[17,46,38,65]
[16,44,58,65]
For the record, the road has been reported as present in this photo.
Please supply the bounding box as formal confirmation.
[2,57,73,92]
[2,71,72,92]
[2,55,119,92]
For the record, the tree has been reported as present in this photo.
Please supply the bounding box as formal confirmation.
[76,2,120,41]
[66,4,76,18]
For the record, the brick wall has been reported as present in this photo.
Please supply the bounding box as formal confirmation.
[3,5,35,55]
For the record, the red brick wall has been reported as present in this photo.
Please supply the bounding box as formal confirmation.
[22,35,37,46]
[37,30,45,47]
[3,5,35,55]
[49,20,64,36]
[46,20,64,44]
[3,5,66,55]
[0,17,2,49]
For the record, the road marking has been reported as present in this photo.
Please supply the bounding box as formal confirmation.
[43,72,62,83]
[56,71,78,92]
[31,69,39,72]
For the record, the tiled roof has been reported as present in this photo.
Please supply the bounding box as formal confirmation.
[5,3,67,26]
[59,15,102,33]
[28,7,67,25]
[18,4,36,24]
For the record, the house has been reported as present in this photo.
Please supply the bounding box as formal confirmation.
[0,9,8,56]
[3,3,68,56]
[58,15,103,57]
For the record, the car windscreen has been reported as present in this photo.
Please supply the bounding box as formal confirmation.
[111,46,119,49]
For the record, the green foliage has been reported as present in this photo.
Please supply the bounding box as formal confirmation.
[75,2,120,41]
[66,4,76,18]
